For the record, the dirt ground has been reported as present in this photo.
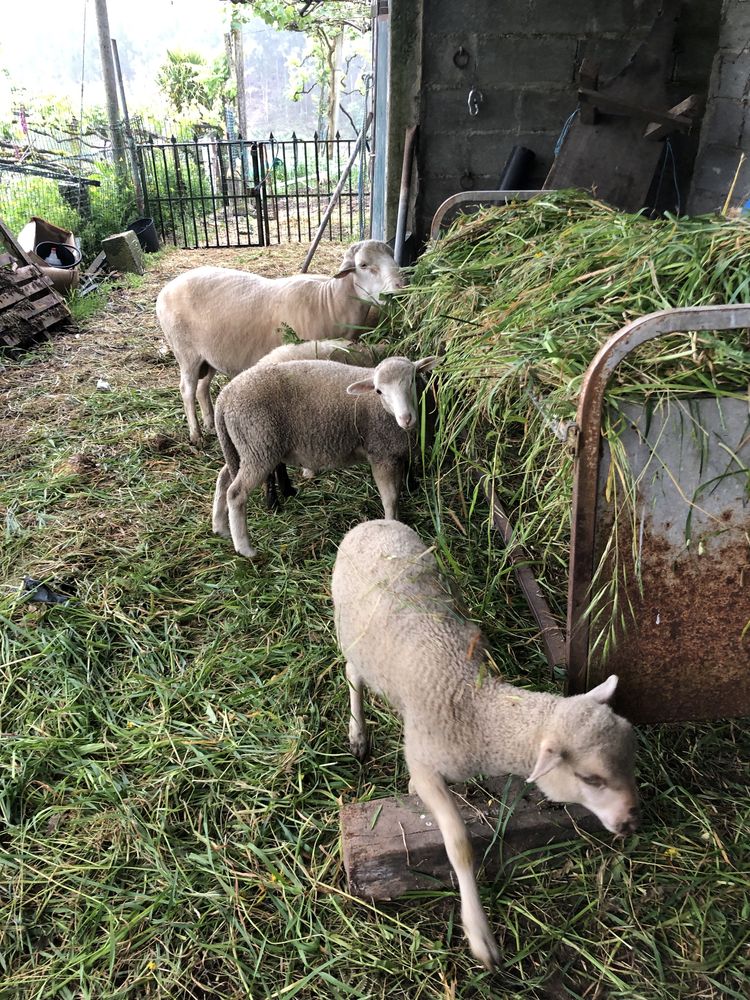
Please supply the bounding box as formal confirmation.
[1,241,350,460]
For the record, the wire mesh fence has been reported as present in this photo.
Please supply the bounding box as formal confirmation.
[1,117,371,260]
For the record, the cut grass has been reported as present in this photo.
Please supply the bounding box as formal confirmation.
[0,231,748,998]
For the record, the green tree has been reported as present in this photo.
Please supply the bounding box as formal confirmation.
[237,1,370,139]
[157,50,232,125]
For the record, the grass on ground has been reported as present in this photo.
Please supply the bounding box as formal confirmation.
[0,237,748,999]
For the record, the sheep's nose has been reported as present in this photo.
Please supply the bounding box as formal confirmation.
[399,413,415,429]
[618,808,640,836]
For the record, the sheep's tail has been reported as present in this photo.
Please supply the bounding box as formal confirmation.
[215,401,241,479]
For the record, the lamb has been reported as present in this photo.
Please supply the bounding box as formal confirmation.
[255,338,384,510]
[332,519,640,970]
[212,357,437,558]
[155,240,404,443]
[255,338,382,369]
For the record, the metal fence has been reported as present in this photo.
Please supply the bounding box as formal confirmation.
[137,132,370,249]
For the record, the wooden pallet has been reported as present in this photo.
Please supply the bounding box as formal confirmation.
[0,216,72,350]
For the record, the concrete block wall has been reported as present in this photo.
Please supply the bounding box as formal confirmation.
[387,0,722,242]
[689,0,750,212]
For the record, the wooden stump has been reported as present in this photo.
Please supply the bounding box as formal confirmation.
[341,775,602,900]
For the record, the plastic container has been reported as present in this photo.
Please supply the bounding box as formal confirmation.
[129,217,160,253]
[35,241,82,269]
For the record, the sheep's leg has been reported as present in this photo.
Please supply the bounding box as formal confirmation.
[264,473,280,512]
[196,366,216,433]
[407,758,501,971]
[275,463,297,499]
[370,460,402,521]
[346,662,368,761]
[212,464,232,538]
[179,364,203,444]
[226,466,266,559]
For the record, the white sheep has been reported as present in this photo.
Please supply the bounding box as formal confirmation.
[155,240,404,443]
[212,356,436,558]
[255,338,382,369]
[332,519,640,970]
[255,339,384,509]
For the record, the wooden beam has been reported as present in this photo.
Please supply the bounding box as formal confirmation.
[341,775,602,900]
[644,94,704,140]
[577,89,694,131]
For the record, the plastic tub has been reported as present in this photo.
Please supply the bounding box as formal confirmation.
[129,217,160,253]
[35,241,82,269]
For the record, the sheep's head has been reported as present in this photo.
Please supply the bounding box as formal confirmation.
[346,356,437,430]
[334,240,406,304]
[527,675,640,836]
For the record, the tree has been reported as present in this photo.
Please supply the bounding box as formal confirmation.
[157,50,232,127]
[235,1,370,139]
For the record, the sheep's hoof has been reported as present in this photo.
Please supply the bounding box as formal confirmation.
[235,544,258,559]
[467,925,501,971]
[212,524,231,539]
[349,734,369,762]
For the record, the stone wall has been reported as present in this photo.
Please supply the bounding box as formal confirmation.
[689,0,750,212]
[385,0,723,243]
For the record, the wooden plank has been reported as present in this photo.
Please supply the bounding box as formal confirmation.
[644,94,704,140]
[341,776,601,900]
[577,89,694,131]
[0,277,51,310]
[544,0,684,212]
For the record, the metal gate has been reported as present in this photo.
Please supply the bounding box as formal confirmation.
[137,133,369,249]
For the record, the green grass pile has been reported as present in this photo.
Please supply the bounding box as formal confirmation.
[385,192,750,629]
[0,233,748,998]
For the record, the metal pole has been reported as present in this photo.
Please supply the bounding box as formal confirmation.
[300,111,373,273]
[93,0,128,180]
[111,38,145,214]
[393,125,417,265]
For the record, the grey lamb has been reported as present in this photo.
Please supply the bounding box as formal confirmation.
[332,519,640,970]
[212,356,436,558]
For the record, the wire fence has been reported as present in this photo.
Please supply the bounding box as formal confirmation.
[1,117,371,261]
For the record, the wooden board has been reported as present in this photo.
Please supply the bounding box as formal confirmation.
[0,215,72,350]
[544,0,686,212]
[341,775,602,900]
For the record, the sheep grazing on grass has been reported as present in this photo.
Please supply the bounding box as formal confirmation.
[155,241,404,443]
[255,338,384,510]
[332,519,640,970]
[212,356,436,558]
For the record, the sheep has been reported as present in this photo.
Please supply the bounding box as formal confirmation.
[255,338,384,510]
[332,519,640,970]
[155,240,404,443]
[212,356,436,558]
[255,338,383,369]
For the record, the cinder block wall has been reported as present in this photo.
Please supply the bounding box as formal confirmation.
[689,0,750,212]
[388,0,722,242]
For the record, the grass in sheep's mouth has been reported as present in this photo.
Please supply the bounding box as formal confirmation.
[1,235,748,999]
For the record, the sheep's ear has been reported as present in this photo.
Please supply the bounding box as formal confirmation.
[346,376,376,395]
[415,355,439,373]
[336,242,362,276]
[584,674,618,705]
[526,740,564,783]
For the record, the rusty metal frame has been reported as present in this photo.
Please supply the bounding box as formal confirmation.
[429,190,540,241]
[566,304,750,692]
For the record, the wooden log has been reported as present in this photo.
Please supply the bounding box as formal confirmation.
[341,775,602,900]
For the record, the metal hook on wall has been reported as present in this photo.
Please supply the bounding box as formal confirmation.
[467,87,483,117]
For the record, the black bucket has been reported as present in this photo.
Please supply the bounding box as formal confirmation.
[129,217,160,253]
[35,241,82,269]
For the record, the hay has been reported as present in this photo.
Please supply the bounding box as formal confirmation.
[385,192,750,639]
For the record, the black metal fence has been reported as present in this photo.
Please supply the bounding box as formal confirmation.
[137,133,369,250]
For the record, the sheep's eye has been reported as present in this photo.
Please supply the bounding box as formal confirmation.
[359,262,369,269]
[376,388,382,395]
[576,773,605,788]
